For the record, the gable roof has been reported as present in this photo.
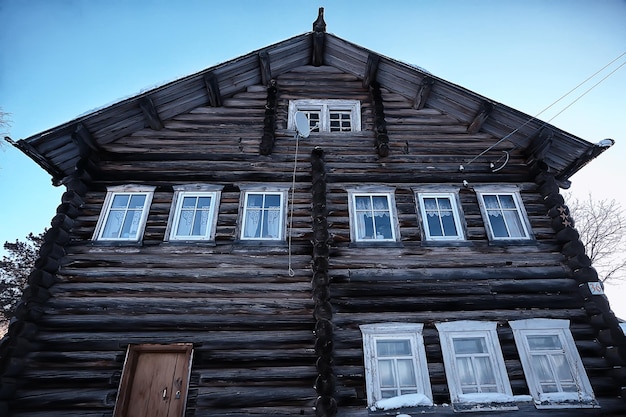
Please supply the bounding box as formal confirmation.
[9,12,613,185]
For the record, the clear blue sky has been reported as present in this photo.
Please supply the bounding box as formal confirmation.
[1,0,625,312]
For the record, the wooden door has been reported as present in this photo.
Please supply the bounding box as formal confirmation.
[114,344,193,417]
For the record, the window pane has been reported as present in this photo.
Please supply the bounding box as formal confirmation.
[488,211,509,237]
[197,196,212,208]
[378,359,396,387]
[528,335,562,350]
[377,340,411,356]
[129,195,146,209]
[329,111,352,132]
[246,194,264,208]
[427,212,444,236]
[475,356,496,386]
[483,195,500,209]
[120,209,142,238]
[111,194,130,208]
[304,111,320,132]
[457,357,478,393]
[453,337,487,354]
[356,212,374,240]
[263,194,280,208]
[355,196,371,210]
[192,210,209,235]
[182,196,197,208]
[102,211,125,238]
[372,196,389,211]
[499,194,516,209]
[503,210,525,237]
[243,208,262,238]
[438,197,452,210]
[397,359,417,387]
[531,354,557,392]
[374,213,392,239]
[553,354,575,387]
[176,210,194,236]
[441,213,458,236]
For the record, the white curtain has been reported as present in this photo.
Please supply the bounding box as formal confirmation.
[265,206,281,238]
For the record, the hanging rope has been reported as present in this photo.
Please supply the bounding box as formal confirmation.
[288,132,301,277]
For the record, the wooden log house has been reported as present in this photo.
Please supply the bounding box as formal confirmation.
[2,8,626,417]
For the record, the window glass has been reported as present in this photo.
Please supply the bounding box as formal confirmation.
[375,339,419,399]
[453,337,498,394]
[241,191,285,240]
[329,110,352,132]
[527,335,576,393]
[509,319,597,408]
[436,321,514,410]
[172,195,214,239]
[288,99,361,133]
[301,110,321,132]
[353,194,394,241]
[475,188,531,241]
[360,323,432,408]
[97,191,152,241]
[416,192,464,241]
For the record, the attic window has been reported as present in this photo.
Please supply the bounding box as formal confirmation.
[509,319,598,409]
[93,185,155,242]
[288,99,361,133]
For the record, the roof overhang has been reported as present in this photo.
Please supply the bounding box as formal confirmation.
[8,31,613,186]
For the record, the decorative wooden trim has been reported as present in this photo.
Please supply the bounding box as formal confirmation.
[525,127,553,162]
[12,139,64,181]
[362,53,380,88]
[413,76,434,110]
[310,147,337,417]
[139,97,163,130]
[467,101,493,134]
[259,80,278,155]
[258,51,272,87]
[311,8,326,67]
[312,7,326,32]
[371,81,389,157]
[203,72,222,107]
[71,123,100,158]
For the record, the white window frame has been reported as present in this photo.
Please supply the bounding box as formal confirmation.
[474,185,532,241]
[436,321,516,411]
[346,187,400,243]
[238,185,289,241]
[287,99,361,133]
[360,323,433,409]
[165,184,223,242]
[93,185,155,242]
[414,187,465,241]
[509,319,597,409]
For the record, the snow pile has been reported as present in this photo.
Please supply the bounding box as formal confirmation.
[374,393,433,410]
[512,395,533,402]
[458,392,515,404]
[539,391,594,403]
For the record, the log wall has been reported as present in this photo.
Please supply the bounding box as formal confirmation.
[3,64,624,416]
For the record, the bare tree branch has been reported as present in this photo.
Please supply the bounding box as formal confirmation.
[566,193,626,283]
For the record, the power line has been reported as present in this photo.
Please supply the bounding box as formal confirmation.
[463,51,626,168]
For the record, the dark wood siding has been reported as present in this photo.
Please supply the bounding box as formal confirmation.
[4,64,622,417]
